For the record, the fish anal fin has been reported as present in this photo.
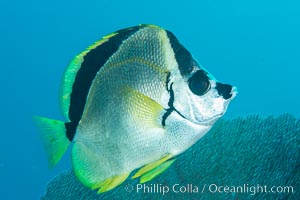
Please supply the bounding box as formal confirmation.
[132,154,173,179]
[73,141,130,192]
[140,158,176,183]
[122,86,164,128]
[72,141,106,188]
[96,173,130,194]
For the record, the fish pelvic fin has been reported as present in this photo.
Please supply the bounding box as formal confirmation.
[132,154,174,181]
[140,158,176,183]
[34,116,70,168]
[95,173,130,194]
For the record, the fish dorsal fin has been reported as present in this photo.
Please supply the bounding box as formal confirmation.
[60,34,115,120]
[60,25,154,121]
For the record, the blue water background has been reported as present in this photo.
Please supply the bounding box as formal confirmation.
[0,0,299,199]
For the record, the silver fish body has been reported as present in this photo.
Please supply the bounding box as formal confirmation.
[36,25,237,193]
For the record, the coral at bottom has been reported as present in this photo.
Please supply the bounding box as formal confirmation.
[41,114,299,200]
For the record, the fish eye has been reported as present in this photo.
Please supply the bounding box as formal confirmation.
[188,70,211,96]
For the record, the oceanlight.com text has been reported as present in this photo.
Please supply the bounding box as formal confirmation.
[125,183,294,196]
[207,184,294,195]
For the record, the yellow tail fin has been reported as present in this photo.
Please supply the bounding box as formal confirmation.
[34,116,70,168]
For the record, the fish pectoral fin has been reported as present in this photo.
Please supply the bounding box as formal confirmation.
[132,154,173,179]
[140,158,176,183]
[121,86,164,128]
[95,173,130,194]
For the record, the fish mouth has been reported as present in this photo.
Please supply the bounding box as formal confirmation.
[188,87,237,126]
[230,86,238,99]
[171,86,237,127]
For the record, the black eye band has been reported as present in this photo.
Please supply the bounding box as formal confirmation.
[188,70,211,96]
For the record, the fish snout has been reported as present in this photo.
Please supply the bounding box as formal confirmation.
[216,82,237,100]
